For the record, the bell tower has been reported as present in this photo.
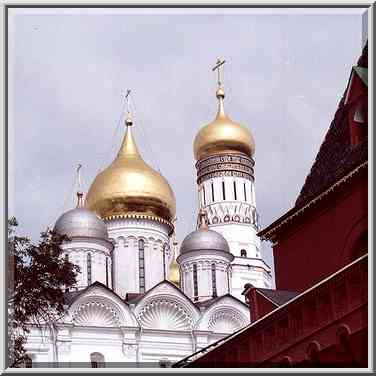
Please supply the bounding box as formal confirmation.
[193,59,272,300]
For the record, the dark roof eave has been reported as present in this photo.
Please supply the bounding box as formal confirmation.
[258,161,367,241]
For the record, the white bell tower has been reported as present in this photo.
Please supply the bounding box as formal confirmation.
[194,59,272,300]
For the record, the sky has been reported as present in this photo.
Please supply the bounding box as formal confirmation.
[8,7,366,284]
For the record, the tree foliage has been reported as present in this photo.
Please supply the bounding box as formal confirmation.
[8,217,80,367]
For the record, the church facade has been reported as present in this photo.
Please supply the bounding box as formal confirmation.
[24,61,271,367]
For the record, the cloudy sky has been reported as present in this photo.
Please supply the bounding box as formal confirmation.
[8,7,365,283]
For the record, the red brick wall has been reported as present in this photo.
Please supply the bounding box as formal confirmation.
[274,170,367,293]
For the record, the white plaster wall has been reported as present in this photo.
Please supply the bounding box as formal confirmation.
[25,324,227,367]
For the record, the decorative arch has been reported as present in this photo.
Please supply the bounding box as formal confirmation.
[306,341,321,364]
[206,307,248,334]
[196,298,249,334]
[340,217,368,265]
[68,287,139,328]
[337,324,352,350]
[133,282,200,331]
[135,295,195,331]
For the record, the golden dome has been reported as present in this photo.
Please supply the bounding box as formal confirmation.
[169,258,180,287]
[193,88,255,160]
[85,115,176,224]
[168,240,180,287]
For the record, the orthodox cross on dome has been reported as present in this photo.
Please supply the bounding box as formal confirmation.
[212,58,226,89]
[76,163,84,207]
[124,89,133,126]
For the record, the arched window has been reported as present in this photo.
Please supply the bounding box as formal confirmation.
[90,352,105,368]
[138,239,145,293]
[233,181,237,200]
[193,263,198,301]
[306,342,321,366]
[105,257,109,287]
[211,263,217,298]
[241,249,247,258]
[337,325,351,350]
[87,253,92,285]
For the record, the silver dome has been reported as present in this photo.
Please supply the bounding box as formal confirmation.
[54,207,108,239]
[180,228,230,254]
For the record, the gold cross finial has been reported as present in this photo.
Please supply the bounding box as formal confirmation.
[212,58,226,88]
[124,89,133,126]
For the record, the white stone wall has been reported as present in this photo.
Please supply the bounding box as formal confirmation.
[106,218,172,298]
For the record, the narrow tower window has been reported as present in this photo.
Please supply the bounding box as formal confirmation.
[203,186,206,206]
[211,263,217,297]
[222,181,226,200]
[244,182,247,202]
[138,239,145,293]
[193,263,198,301]
[105,257,109,287]
[233,181,237,200]
[211,182,215,202]
[181,269,184,292]
[111,247,115,290]
[87,253,92,285]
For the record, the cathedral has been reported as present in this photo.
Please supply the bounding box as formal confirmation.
[25,60,272,367]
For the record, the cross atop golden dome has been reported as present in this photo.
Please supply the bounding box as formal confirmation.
[85,94,176,227]
[193,58,255,161]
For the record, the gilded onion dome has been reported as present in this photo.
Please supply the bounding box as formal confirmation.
[193,60,255,160]
[85,115,176,225]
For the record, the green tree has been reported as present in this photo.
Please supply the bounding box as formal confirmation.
[8,217,80,367]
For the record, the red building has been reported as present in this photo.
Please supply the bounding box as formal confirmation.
[173,43,368,368]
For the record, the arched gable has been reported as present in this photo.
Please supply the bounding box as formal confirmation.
[133,281,200,331]
[67,282,139,328]
[196,295,249,334]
